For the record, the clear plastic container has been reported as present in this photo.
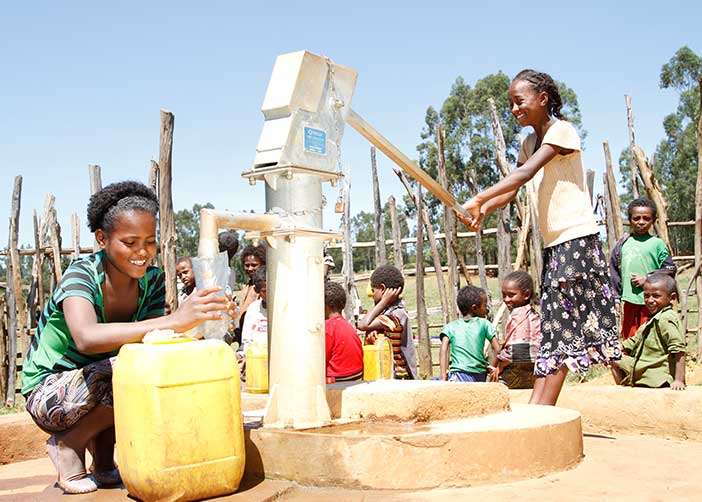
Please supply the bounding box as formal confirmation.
[191,251,231,340]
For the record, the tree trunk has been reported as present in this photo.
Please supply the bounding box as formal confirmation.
[436,124,458,319]
[388,195,403,271]
[603,141,623,241]
[158,110,177,311]
[371,147,387,267]
[625,94,640,198]
[415,186,432,378]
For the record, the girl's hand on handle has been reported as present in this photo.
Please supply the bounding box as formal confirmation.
[459,198,484,231]
[169,286,228,333]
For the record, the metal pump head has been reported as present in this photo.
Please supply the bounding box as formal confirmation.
[252,50,357,172]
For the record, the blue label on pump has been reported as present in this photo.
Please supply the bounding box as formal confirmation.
[303,127,327,155]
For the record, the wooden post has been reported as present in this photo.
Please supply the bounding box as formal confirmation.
[371,147,387,267]
[395,169,449,324]
[681,263,701,349]
[437,124,458,319]
[415,186,432,378]
[388,195,403,271]
[159,109,178,311]
[341,170,355,320]
[527,183,543,284]
[27,210,42,328]
[625,94,640,198]
[586,169,595,206]
[513,201,531,271]
[603,141,623,241]
[149,160,159,195]
[603,175,617,253]
[466,169,491,310]
[48,208,63,283]
[632,145,671,249]
[71,213,80,260]
[450,239,473,286]
[89,164,102,253]
[5,176,24,406]
[695,77,702,361]
[0,296,7,403]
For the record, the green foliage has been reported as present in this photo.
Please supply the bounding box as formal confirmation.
[173,203,215,258]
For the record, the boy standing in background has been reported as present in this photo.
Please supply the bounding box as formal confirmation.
[610,198,676,340]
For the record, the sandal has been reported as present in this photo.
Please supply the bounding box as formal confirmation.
[46,435,98,494]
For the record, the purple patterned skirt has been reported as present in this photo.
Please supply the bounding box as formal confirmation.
[536,234,622,377]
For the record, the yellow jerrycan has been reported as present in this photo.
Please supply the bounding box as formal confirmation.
[245,341,268,394]
[363,334,393,380]
[113,338,245,502]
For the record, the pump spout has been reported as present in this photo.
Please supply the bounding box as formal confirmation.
[198,208,281,258]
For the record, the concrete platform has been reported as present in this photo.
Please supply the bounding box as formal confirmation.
[245,404,583,489]
[510,385,702,440]
[326,380,510,421]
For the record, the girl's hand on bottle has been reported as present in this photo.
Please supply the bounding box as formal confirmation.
[169,286,228,333]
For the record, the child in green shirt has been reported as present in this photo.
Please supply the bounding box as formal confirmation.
[610,273,686,389]
[440,286,501,382]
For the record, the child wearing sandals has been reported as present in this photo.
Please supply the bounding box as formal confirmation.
[21,181,229,493]
[460,69,622,405]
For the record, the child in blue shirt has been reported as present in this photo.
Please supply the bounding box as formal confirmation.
[440,286,501,382]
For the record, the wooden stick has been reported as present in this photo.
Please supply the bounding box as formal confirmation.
[696,77,702,361]
[513,199,531,270]
[341,170,355,320]
[394,169,450,324]
[586,169,595,206]
[603,175,617,253]
[680,262,701,350]
[437,124,458,319]
[0,296,7,402]
[370,146,387,266]
[415,185,432,378]
[27,210,42,329]
[149,160,159,195]
[527,183,543,283]
[466,169,491,312]
[71,213,80,260]
[159,109,178,311]
[346,109,471,219]
[388,195,403,271]
[625,95,640,198]
[48,208,63,282]
[632,145,671,249]
[450,239,473,285]
[88,164,102,253]
[603,141,623,241]
[5,176,23,406]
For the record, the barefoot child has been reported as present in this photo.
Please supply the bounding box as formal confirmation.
[490,271,542,389]
[609,198,676,340]
[357,265,417,379]
[324,281,363,382]
[459,69,621,405]
[440,286,500,382]
[610,274,686,389]
[21,181,229,494]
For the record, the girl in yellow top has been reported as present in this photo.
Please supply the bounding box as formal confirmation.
[460,69,622,405]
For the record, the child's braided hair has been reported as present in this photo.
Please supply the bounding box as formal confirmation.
[513,69,565,120]
[87,181,158,234]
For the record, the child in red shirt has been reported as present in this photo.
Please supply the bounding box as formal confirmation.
[324,282,363,382]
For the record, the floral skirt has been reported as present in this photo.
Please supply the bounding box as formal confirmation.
[535,234,622,377]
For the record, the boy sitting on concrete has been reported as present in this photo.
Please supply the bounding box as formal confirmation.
[324,282,363,382]
[610,273,686,390]
[358,265,417,379]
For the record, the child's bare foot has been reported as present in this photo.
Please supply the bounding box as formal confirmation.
[46,435,98,494]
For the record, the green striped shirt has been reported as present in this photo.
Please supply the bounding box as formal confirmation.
[22,251,165,395]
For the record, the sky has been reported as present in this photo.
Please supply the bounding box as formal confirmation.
[1,1,700,248]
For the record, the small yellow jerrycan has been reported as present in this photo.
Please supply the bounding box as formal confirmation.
[245,341,268,394]
[113,338,245,502]
[363,334,393,380]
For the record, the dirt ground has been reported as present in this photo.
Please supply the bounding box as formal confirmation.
[1,434,701,501]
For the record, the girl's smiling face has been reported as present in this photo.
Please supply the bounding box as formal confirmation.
[509,79,549,128]
[97,209,157,280]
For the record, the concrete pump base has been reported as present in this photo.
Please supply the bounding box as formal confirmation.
[245,404,583,489]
